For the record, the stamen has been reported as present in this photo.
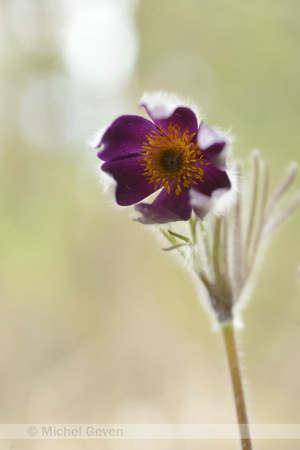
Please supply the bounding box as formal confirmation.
[139,123,210,195]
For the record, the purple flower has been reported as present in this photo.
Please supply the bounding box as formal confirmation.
[97,93,231,224]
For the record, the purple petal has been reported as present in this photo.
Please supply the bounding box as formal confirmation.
[134,203,184,224]
[190,188,229,219]
[98,115,156,162]
[197,121,227,169]
[193,164,231,197]
[135,183,192,224]
[102,155,155,206]
[141,100,198,137]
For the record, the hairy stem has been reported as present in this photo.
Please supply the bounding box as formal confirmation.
[221,322,252,450]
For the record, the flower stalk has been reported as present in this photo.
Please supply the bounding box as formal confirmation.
[96,93,299,448]
[222,322,252,450]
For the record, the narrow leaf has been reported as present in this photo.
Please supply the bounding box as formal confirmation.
[265,162,298,218]
[161,229,177,244]
[162,243,189,252]
[264,193,300,234]
[246,151,260,252]
[167,229,190,243]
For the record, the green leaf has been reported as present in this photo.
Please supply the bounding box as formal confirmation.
[162,243,189,252]
[167,229,190,243]
[160,229,177,244]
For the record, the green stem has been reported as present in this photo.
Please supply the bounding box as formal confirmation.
[221,322,252,450]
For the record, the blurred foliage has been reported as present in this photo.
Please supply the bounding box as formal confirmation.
[0,0,299,449]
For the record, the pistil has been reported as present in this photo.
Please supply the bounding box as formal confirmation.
[139,123,210,195]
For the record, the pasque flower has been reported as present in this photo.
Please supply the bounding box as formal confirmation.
[95,92,300,450]
[97,92,231,224]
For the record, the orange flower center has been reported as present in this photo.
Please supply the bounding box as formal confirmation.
[139,123,210,195]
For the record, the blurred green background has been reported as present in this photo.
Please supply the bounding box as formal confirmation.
[0,0,299,449]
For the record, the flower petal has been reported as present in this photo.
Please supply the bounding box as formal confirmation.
[197,121,227,169]
[190,188,229,219]
[134,203,184,224]
[193,164,231,196]
[135,183,192,224]
[102,155,155,206]
[141,95,198,137]
[97,115,156,162]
